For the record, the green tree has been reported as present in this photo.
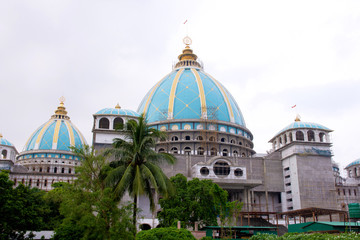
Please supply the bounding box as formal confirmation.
[105,114,176,228]
[0,171,48,239]
[53,145,135,240]
[158,174,230,229]
[135,227,196,240]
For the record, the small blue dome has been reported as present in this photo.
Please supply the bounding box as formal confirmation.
[276,121,331,136]
[23,101,87,152]
[137,68,246,126]
[0,135,14,146]
[95,106,140,117]
[346,158,360,168]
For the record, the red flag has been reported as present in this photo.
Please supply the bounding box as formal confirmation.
[184,20,187,24]
[291,105,296,108]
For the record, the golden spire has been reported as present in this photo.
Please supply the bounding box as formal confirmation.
[178,36,197,61]
[0,133,2,139]
[115,103,121,109]
[52,96,70,119]
[174,36,202,69]
[295,114,301,122]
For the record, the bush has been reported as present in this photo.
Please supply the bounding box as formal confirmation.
[136,227,196,240]
[200,237,213,240]
[249,232,360,240]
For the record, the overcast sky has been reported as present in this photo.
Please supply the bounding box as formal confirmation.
[1,0,359,173]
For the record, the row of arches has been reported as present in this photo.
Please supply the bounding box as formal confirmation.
[98,117,124,129]
[13,178,72,188]
[274,130,327,149]
[29,166,74,174]
[167,135,248,146]
[158,146,248,157]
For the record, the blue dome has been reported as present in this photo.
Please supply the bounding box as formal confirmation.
[137,68,246,126]
[0,135,14,146]
[95,107,139,117]
[23,101,87,152]
[277,121,331,136]
[346,158,360,168]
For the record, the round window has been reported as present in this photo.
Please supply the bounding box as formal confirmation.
[200,167,209,176]
[214,161,230,176]
[234,168,243,177]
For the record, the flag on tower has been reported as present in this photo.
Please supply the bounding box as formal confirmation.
[291,105,296,108]
[184,20,188,24]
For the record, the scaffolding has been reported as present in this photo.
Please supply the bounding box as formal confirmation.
[199,106,218,158]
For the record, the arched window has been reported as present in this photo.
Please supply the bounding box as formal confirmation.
[140,224,151,231]
[47,167,50,173]
[39,167,42,172]
[214,161,230,176]
[319,132,325,142]
[184,147,191,155]
[197,147,204,155]
[61,168,65,173]
[171,136,179,141]
[29,179,32,186]
[233,150,238,156]
[69,168,72,174]
[14,178,17,185]
[221,138,226,142]
[44,179,47,187]
[209,136,215,142]
[230,139,235,144]
[355,168,358,177]
[1,149,7,159]
[196,136,203,141]
[54,167,57,173]
[113,117,124,129]
[210,148,217,156]
[222,149,228,156]
[241,153,246,157]
[99,118,110,129]
[158,148,165,153]
[307,130,315,141]
[185,136,191,140]
[296,131,304,141]
[239,142,243,145]
[289,133,293,142]
[36,179,40,187]
[284,135,287,144]
[170,147,178,154]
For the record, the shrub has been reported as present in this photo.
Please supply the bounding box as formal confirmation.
[136,227,196,240]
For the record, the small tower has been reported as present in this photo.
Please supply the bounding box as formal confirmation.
[0,133,18,171]
[269,116,337,211]
[92,104,140,151]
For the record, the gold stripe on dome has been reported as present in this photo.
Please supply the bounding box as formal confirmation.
[168,69,184,119]
[72,124,86,145]
[207,74,235,123]
[52,120,62,149]
[142,74,170,115]
[191,69,207,118]
[35,120,54,148]
[65,121,75,146]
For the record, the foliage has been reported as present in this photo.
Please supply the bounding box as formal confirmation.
[135,227,196,240]
[0,171,48,239]
[158,174,231,229]
[53,145,135,240]
[105,114,176,227]
[250,232,360,240]
[200,237,213,240]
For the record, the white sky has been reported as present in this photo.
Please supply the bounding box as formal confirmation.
[1,0,359,173]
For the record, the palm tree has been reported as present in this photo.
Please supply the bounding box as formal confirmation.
[105,114,176,228]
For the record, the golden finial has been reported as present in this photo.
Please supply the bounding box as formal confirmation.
[295,114,301,122]
[0,133,2,139]
[53,96,69,118]
[115,103,121,109]
[183,36,192,48]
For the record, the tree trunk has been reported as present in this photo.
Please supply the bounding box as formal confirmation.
[133,194,137,234]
